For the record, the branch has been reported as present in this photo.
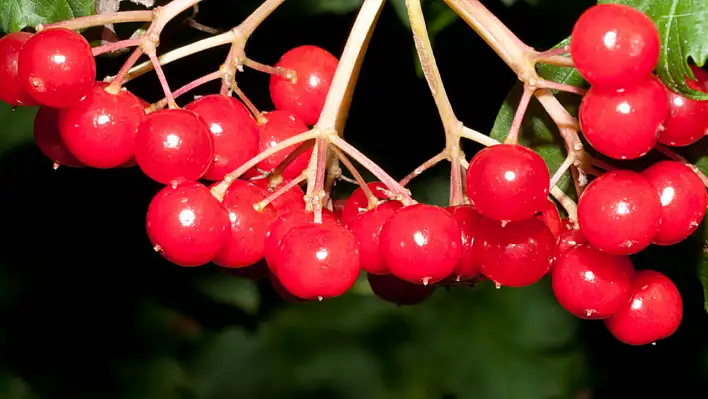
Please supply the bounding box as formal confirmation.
[36,10,153,31]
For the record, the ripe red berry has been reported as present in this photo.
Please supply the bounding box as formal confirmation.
[535,199,562,240]
[184,95,259,181]
[687,66,708,93]
[134,108,213,185]
[251,175,305,216]
[214,180,278,268]
[367,273,435,306]
[474,217,555,287]
[445,205,483,281]
[146,182,230,267]
[552,244,635,319]
[570,4,660,88]
[557,218,587,255]
[256,110,312,179]
[578,170,662,255]
[379,204,462,285]
[641,161,707,246]
[57,83,144,168]
[33,106,84,168]
[0,32,38,106]
[604,270,683,345]
[268,270,310,303]
[340,181,390,228]
[273,223,360,300]
[657,87,708,147]
[579,75,669,160]
[349,200,403,275]
[269,45,339,126]
[465,144,550,222]
[18,28,96,108]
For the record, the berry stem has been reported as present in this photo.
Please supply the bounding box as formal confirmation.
[149,0,205,36]
[305,138,330,222]
[570,165,586,198]
[331,145,379,208]
[551,186,578,222]
[654,144,708,188]
[532,45,573,67]
[586,154,617,172]
[92,38,142,56]
[503,85,533,144]
[36,10,154,31]
[255,172,307,211]
[459,126,500,147]
[145,47,178,108]
[399,150,448,188]
[150,70,221,110]
[549,151,575,188]
[235,0,287,38]
[232,85,265,123]
[105,47,144,93]
[537,79,588,96]
[242,58,294,79]
[271,140,316,176]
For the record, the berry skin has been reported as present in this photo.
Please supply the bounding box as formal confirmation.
[474,216,556,287]
[33,106,84,168]
[58,83,145,168]
[184,95,259,181]
[256,110,313,179]
[340,182,390,228]
[579,75,669,160]
[0,32,38,106]
[146,182,230,267]
[18,28,96,108]
[578,170,662,255]
[465,144,550,222]
[445,205,483,281]
[379,204,462,285]
[604,270,683,345]
[367,273,435,306]
[552,244,635,319]
[658,87,708,147]
[269,45,338,126]
[641,161,707,246]
[273,223,360,300]
[570,4,660,88]
[349,200,403,275]
[557,218,587,255]
[214,180,278,268]
[251,176,305,216]
[268,270,310,303]
[134,108,213,185]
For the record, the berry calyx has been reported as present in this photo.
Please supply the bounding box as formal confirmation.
[379,204,462,285]
[367,273,435,306]
[269,45,339,126]
[33,106,84,168]
[251,175,305,216]
[657,86,708,147]
[604,270,683,345]
[0,32,38,106]
[445,205,483,281]
[256,110,312,179]
[465,144,550,222]
[18,28,96,108]
[349,200,403,275]
[146,182,230,267]
[340,181,390,228]
[552,244,635,319]
[134,108,213,185]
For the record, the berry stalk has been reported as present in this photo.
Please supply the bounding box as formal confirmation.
[150,70,222,110]
[92,38,142,56]
[399,151,448,188]
[36,10,153,31]
[330,145,379,208]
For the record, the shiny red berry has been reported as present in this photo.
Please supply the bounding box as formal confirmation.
[658,87,708,147]
[251,175,305,216]
[134,108,213,185]
[349,200,403,275]
[18,28,95,108]
[445,205,483,282]
[146,182,230,267]
[340,181,390,228]
[33,106,84,168]
[578,170,662,255]
[269,45,338,126]
[0,32,38,106]
[557,218,587,255]
[466,144,550,222]
[604,270,683,345]
[367,273,435,306]
[256,110,312,179]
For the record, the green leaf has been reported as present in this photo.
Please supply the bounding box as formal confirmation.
[194,270,260,314]
[598,0,708,100]
[0,0,96,33]
[0,103,38,155]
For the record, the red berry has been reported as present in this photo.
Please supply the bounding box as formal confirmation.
[474,217,555,287]
[552,244,635,319]
[251,175,305,216]
[578,170,662,255]
[214,180,278,268]
[658,87,708,147]
[535,199,562,240]
[687,66,708,93]
[134,108,213,185]
[18,28,95,108]
[604,270,683,345]
[570,4,660,88]
[273,223,360,300]
[445,205,483,281]
[349,200,403,275]
[379,204,462,284]
[146,182,230,267]
[0,32,38,106]
[268,270,310,303]
[579,75,668,160]
[340,182,389,228]
[367,273,435,306]
[332,198,347,221]
[642,161,707,245]
[256,110,312,179]
[557,218,587,255]
[269,45,338,126]
[465,144,550,222]
[33,106,84,168]
[57,83,144,168]
[184,95,259,181]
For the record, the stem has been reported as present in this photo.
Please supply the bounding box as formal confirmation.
[538,79,587,96]
[242,58,294,79]
[551,186,578,222]
[106,47,144,93]
[232,85,266,123]
[504,85,533,144]
[271,140,316,176]
[400,151,448,188]
[331,146,379,208]
[92,38,141,56]
[459,126,501,147]
[311,138,330,223]
[255,172,307,211]
[549,152,575,188]
[152,70,221,110]
[587,155,617,172]
[146,48,177,109]
[533,89,582,150]
[36,10,153,31]
[150,0,205,35]
[236,0,287,37]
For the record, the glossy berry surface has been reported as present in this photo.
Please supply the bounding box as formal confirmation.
[658,87,708,147]
[340,181,390,228]
[134,108,213,185]
[557,218,587,255]
[578,170,662,255]
[0,32,38,106]
[642,161,707,246]
[269,45,338,126]
[349,200,403,275]
[466,144,550,222]
[474,217,555,287]
[445,205,483,281]
[58,83,145,168]
[367,273,435,306]
[146,182,230,267]
[252,176,305,216]
[256,110,312,179]
[579,75,668,160]
[184,95,259,181]
[604,270,683,345]
[552,244,635,319]
[269,270,310,303]
[570,4,660,87]
[18,28,96,108]
[273,223,360,299]
[33,106,84,168]
[379,204,462,285]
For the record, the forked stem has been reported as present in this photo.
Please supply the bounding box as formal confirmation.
[331,146,379,208]
[400,151,448,188]
[255,173,307,211]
